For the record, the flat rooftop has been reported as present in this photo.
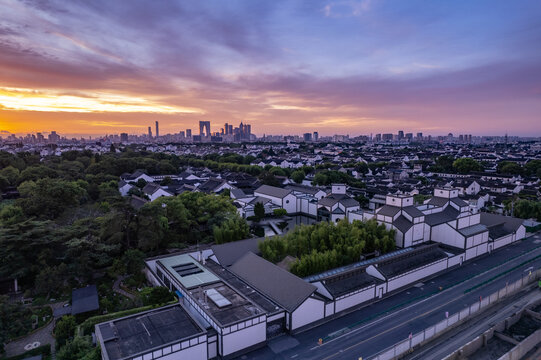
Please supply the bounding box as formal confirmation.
[188,281,264,326]
[98,305,205,360]
[204,259,281,314]
[157,254,220,289]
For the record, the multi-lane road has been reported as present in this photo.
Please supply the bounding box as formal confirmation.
[243,232,541,360]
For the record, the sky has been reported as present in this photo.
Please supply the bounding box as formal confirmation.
[0,0,540,138]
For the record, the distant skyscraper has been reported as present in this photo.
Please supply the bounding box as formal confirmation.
[303,133,312,141]
[199,121,211,137]
[186,129,192,137]
[398,130,404,140]
[224,123,229,135]
[179,131,185,138]
[405,133,413,140]
[148,126,152,138]
[416,132,423,139]
[48,131,60,143]
[120,133,128,142]
[382,133,393,141]
[155,121,159,138]
[313,132,319,141]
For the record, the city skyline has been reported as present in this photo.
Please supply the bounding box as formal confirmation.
[1,1,541,137]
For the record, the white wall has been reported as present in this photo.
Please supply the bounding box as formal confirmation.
[283,194,297,213]
[291,297,325,330]
[517,225,526,240]
[387,260,448,292]
[132,340,207,360]
[222,321,266,357]
[493,234,513,250]
[432,223,465,249]
[335,286,375,313]
[448,254,464,267]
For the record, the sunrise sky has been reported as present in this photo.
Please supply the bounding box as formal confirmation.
[1,0,540,137]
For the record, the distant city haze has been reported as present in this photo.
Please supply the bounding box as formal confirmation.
[1,0,540,137]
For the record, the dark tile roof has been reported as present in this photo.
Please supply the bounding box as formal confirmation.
[254,185,292,199]
[427,196,449,207]
[480,212,524,240]
[377,245,447,279]
[198,178,226,193]
[229,252,316,312]
[425,206,460,226]
[72,285,99,315]
[323,267,377,297]
[129,195,149,210]
[394,215,413,233]
[450,197,468,207]
[211,238,265,267]
[403,206,424,218]
[457,223,488,237]
[377,205,401,217]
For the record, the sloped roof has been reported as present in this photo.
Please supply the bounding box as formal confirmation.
[427,196,449,207]
[254,185,292,199]
[480,212,524,240]
[198,178,226,193]
[211,238,265,267]
[229,252,316,312]
[394,215,413,233]
[377,205,401,217]
[450,197,468,208]
[403,206,424,218]
[377,245,447,278]
[458,223,488,237]
[323,267,377,297]
[425,206,460,226]
[72,285,99,315]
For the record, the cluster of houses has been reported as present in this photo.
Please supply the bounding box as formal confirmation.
[96,177,529,359]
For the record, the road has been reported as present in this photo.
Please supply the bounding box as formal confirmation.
[240,232,541,360]
[402,284,541,360]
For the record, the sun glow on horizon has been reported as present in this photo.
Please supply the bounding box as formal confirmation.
[0,87,204,115]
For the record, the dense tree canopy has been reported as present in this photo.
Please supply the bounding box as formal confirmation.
[0,150,249,299]
[259,220,396,277]
[452,158,483,174]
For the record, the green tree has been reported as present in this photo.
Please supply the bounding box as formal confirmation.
[122,249,145,275]
[55,315,77,347]
[497,161,523,175]
[213,215,250,244]
[452,158,483,174]
[254,202,265,221]
[17,178,87,218]
[291,170,305,184]
[57,336,97,360]
[0,165,20,185]
[273,208,287,216]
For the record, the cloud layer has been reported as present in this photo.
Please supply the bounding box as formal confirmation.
[1,0,540,136]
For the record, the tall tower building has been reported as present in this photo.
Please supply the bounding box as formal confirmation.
[148,127,152,138]
[155,121,159,138]
[199,121,211,137]
[313,132,319,141]
[186,129,192,137]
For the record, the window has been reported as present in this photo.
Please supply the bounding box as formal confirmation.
[285,200,289,204]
